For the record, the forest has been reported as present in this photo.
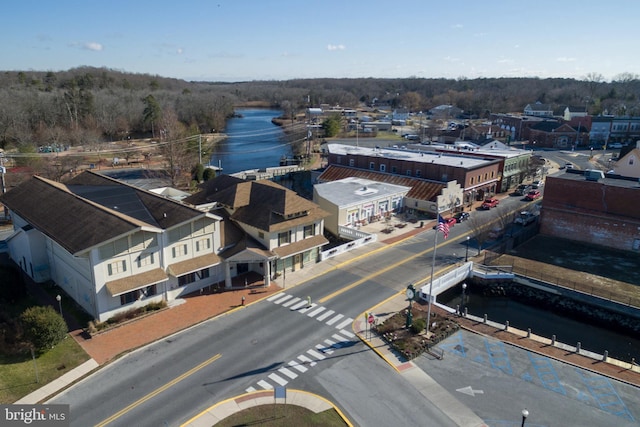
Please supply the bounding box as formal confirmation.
[1,66,639,187]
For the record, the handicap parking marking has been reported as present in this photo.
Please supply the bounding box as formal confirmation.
[528,352,566,395]
[575,368,635,422]
[484,339,513,375]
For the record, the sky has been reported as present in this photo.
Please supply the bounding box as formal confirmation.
[4,0,640,83]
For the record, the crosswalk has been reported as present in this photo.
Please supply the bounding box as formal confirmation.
[244,293,356,393]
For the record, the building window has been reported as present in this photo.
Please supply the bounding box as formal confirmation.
[303,224,315,238]
[406,170,411,176]
[195,238,211,252]
[349,159,355,167]
[136,253,155,268]
[178,272,197,286]
[369,162,375,170]
[107,260,127,276]
[380,164,386,172]
[258,231,264,239]
[391,166,397,174]
[415,170,421,177]
[278,231,291,246]
[120,284,157,305]
[172,244,188,258]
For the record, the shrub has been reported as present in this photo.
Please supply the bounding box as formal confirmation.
[20,306,67,352]
[410,318,426,334]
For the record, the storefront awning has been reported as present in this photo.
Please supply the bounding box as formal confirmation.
[167,253,221,277]
[105,268,168,297]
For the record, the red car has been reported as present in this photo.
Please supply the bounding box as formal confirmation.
[525,190,541,201]
[481,198,500,209]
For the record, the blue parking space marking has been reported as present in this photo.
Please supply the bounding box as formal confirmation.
[521,372,533,383]
[438,330,467,358]
[528,352,566,395]
[484,339,513,375]
[575,368,634,422]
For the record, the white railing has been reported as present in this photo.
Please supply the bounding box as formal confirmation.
[320,227,377,261]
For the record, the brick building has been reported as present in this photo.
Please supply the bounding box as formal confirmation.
[540,171,640,252]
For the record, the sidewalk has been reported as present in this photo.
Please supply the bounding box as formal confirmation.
[18,213,640,425]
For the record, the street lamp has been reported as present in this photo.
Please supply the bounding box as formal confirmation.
[465,236,470,262]
[461,283,467,316]
[521,408,529,427]
[56,294,62,317]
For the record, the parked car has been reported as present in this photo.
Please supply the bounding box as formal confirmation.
[514,211,537,226]
[481,198,500,209]
[565,162,574,169]
[453,212,470,223]
[432,217,456,229]
[525,190,541,201]
[531,180,544,189]
[514,184,532,196]
[609,142,623,149]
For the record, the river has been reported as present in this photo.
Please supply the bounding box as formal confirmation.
[438,287,640,363]
[209,108,291,174]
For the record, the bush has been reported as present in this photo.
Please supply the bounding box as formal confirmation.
[410,318,426,334]
[20,306,67,352]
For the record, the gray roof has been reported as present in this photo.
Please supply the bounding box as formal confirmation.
[0,171,206,255]
[314,177,411,208]
[326,143,489,168]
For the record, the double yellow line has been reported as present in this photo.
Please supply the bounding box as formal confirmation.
[95,353,222,427]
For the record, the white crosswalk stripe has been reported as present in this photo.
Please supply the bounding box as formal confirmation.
[268,373,288,386]
[281,297,301,307]
[246,386,257,392]
[316,309,335,321]
[267,293,284,301]
[317,343,334,354]
[332,333,350,345]
[297,303,316,313]
[298,354,316,367]
[325,313,344,325]
[271,294,293,304]
[306,306,326,317]
[288,360,308,373]
[257,380,273,390]
[307,348,326,360]
[340,329,355,338]
[278,367,298,379]
[336,318,353,329]
[290,300,308,310]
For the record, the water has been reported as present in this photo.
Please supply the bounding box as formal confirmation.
[439,289,640,363]
[209,108,291,174]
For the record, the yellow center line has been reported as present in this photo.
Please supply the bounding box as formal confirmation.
[94,353,222,427]
[318,235,464,304]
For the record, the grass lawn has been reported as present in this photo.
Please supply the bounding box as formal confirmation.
[0,335,90,404]
[214,404,348,427]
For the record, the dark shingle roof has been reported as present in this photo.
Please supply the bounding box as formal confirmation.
[0,171,205,254]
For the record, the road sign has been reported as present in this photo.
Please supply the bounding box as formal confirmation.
[368,314,374,324]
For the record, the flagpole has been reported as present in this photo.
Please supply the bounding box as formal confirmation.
[426,213,439,336]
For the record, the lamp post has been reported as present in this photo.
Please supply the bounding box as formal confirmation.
[56,294,62,317]
[521,408,529,427]
[461,283,467,316]
[465,236,470,262]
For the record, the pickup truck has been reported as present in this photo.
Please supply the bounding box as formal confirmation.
[481,198,500,209]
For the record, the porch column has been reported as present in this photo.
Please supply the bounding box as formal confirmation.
[224,262,233,288]
[263,261,271,287]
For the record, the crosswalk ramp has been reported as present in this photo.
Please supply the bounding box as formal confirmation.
[245,293,358,393]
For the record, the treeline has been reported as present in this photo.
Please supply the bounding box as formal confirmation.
[2,67,640,154]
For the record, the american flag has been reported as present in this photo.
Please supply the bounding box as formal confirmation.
[436,215,449,239]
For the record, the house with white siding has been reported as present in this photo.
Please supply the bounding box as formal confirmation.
[0,171,224,322]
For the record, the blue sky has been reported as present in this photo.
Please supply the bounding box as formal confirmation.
[4,0,640,82]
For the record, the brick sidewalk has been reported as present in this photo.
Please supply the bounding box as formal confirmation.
[72,274,282,365]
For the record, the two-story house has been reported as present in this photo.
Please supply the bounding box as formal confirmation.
[0,171,224,322]
[183,175,330,281]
